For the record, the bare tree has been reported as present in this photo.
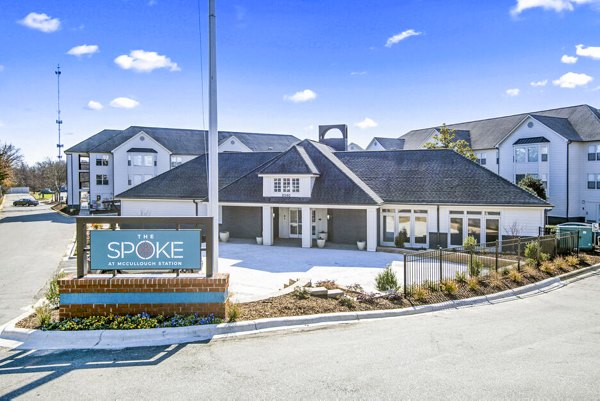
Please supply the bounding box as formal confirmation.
[503,221,525,237]
[36,158,67,201]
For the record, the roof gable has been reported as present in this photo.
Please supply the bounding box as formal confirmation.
[259,145,320,175]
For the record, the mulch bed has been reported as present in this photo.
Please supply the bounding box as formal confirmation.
[16,309,59,329]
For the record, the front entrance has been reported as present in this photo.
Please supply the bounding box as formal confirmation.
[289,208,302,238]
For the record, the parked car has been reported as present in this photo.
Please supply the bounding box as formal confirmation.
[13,198,39,207]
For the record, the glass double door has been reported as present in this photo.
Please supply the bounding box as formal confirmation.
[289,208,302,238]
[382,210,428,247]
[449,212,500,247]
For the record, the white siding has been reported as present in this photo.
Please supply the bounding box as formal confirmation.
[366,139,381,151]
[89,153,113,207]
[498,116,567,218]
[218,136,252,152]
[120,199,206,216]
[261,175,313,198]
[578,141,600,221]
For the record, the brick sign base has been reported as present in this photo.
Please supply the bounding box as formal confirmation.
[58,273,229,319]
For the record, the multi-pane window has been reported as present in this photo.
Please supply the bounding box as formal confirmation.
[515,147,527,163]
[273,178,282,192]
[588,145,600,161]
[476,153,487,165]
[144,155,154,166]
[588,174,600,189]
[95,155,109,166]
[171,156,183,168]
[291,178,300,192]
[527,147,538,162]
[541,146,548,162]
[282,178,291,192]
[515,146,541,163]
[95,174,109,185]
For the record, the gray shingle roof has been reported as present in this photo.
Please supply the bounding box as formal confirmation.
[259,145,320,175]
[399,104,600,150]
[66,126,299,154]
[373,137,405,150]
[336,150,550,206]
[117,152,278,200]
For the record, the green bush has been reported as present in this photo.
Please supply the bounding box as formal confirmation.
[455,271,467,283]
[227,302,240,322]
[524,241,549,267]
[375,266,399,292]
[293,287,310,300]
[45,271,67,308]
[463,235,478,252]
[43,312,222,331]
[35,305,53,327]
[338,296,355,309]
[394,228,409,248]
[468,258,483,277]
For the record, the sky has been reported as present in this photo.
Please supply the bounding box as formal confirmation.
[1,0,600,163]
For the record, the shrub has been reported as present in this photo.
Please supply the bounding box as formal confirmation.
[423,280,439,292]
[463,235,478,252]
[227,302,240,322]
[539,261,557,275]
[293,287,310,300]
[579,254,591,265]
[356,292,377,303]
[554,257,569,271]
[338,296,355,309]
[524,242,549,267]
[375,266,399,292]
[466,277,480,292]
[455,271,467,283]
[468,258,483,277]
[45,271,67,308]
[411,287,428,302]
[507,269,523,284]
[43,312,222,331]
[565,255,579,267]
[486,272,504,290]
[440,280,458,295]
[35,305,53,327]
[394,228,409,248]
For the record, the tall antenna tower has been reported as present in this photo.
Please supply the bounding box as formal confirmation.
[55,64,64,160]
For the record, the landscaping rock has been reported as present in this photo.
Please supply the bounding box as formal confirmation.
[327,289,344,299]
[306,287,328,297]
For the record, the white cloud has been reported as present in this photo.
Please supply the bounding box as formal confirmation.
[552,72,593,88]
[355,117,378,129]
[561,54,578,64]
[283,89,317,103]
[18,12,60,33]
[575,44,600,60]
[506,88,520,96]
[67,44,99,57]
[530,79,548,87]
[114,50,180,72]
[511,0,600,15]
[86,100,103,110]
[350,71,367,76]
[385,29,422,47]
[109,97,140,109]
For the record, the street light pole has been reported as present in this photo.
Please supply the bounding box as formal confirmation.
[207,0,219,276]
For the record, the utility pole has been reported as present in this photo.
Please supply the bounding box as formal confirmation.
[208,0,219,276]
[55,65,64,160]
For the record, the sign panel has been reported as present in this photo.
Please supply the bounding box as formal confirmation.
[592,223,599,233]
[90,230,201,270]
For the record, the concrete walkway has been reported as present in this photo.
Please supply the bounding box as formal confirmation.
[218,242,403,301]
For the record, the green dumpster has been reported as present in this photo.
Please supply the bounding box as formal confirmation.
[556,223,594,251]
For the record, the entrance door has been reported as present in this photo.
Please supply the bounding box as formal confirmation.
[289,208,302,238]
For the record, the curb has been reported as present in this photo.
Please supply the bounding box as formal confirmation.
[3,268,588,350]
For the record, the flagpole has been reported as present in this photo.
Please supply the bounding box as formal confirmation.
[208,0,219,276]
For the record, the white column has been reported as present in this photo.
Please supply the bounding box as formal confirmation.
[367,208,377,252]
[301,206,312,248]
[262,206,273,246]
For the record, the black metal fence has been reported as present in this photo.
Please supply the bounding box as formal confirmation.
[403,232,579,295]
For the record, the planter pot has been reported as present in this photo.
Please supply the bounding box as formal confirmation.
[219,231,230,242]
[357,241,366,251]
[256,236,263,245]
[318,232,328,240]
[317,239,326,248]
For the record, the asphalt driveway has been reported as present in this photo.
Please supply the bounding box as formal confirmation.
[0,194,74,324]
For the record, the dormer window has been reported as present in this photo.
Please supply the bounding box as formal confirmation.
[283,178,290,192]
[292,178,300,192]
[273,177,300,193]
[274,178,282,193]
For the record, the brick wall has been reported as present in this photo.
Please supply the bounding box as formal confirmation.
[58,273,229,319]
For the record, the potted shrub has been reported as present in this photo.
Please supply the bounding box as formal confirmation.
[394,228,408,248]
[256,236,263,245]
[219,231,230,242]
[317,238,326,248]
[356,240,366,251]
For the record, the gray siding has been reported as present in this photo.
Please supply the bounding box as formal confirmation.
[220,206,262,239]
[327,209,367,244]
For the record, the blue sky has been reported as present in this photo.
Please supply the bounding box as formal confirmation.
[1,0,600,163]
